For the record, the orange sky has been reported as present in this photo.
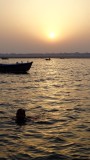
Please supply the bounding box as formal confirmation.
[0,0,90,53]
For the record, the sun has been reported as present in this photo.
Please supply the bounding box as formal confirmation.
[49,32,55,39]
[44,30,59,42]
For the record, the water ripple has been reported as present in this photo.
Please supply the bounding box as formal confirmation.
[0,58,90,159]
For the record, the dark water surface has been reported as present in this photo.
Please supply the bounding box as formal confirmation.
[0,58,90,160]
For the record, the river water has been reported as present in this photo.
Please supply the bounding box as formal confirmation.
[0,58,90,160]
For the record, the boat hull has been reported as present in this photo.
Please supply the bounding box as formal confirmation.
[0,62,33,74]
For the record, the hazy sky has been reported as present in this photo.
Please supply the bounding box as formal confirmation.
[0,0,90,53]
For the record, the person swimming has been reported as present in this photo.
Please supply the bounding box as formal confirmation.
[15,108,38,125]
[15,108,42,125]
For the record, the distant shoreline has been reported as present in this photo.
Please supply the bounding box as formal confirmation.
[0,53,90,59]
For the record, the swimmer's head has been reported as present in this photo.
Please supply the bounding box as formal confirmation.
[16,109,26,124]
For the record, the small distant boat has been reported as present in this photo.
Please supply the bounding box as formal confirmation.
[0,62,33,74]
[45,58,51,60]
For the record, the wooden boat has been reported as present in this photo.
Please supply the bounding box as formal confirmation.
[0,62,33,74]
[45,58,51,60]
